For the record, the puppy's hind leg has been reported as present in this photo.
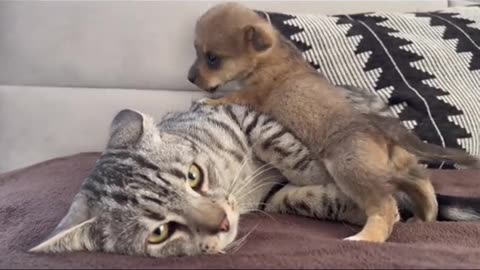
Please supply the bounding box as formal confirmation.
[395,166,438,223]
[323,137,400,243]
[389,146,437,222]
[343,195,398,242]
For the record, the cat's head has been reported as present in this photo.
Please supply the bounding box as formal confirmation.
[30,109,241,257]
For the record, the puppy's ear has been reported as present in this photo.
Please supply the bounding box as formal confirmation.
[243,23,274,53]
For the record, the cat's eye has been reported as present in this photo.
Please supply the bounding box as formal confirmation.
[187,163,204,190]
[147,223,174,245]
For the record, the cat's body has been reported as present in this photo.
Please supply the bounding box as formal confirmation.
[31,93,480,257]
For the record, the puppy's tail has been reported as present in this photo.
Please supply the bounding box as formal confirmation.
[366,114,480,168]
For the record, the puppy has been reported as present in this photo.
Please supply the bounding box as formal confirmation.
[188,2,480,242]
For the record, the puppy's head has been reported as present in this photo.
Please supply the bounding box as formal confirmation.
[188,2,276,92]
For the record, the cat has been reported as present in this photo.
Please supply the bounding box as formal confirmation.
[30,87,480,257]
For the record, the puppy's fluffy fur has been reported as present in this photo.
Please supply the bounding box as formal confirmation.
[188,2,480,242]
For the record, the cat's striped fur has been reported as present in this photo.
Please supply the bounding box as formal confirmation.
[30,89,480,257]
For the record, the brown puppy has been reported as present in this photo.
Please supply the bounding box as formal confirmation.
[188,2,480,242]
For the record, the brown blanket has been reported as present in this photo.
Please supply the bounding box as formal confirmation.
[1,153,480,269]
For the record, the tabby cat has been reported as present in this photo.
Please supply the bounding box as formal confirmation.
[30,87,480,257]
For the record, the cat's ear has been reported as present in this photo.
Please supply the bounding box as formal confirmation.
[30,193,98,253]
[29,218,97,253]
[108,109,144,148]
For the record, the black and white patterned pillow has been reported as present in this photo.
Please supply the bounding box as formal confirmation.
[258,5,480,169]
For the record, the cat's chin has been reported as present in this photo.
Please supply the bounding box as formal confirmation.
[196,224,238,255]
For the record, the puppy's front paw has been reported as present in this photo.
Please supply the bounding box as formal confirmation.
[197,97,226,106]
[196,97,214,105]
[191,98,208,110]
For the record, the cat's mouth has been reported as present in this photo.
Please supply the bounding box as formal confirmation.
[202,195,240,254]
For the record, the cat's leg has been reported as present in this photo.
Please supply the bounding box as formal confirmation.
[264,183,366,226]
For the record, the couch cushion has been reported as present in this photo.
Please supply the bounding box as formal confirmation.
[263,5,480,169]
[1,153,480,268]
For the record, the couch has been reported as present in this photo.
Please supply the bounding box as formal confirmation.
[0,0,458,174]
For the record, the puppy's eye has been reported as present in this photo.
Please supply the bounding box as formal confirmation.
[187,163,204,190]
[147,223,175,245]
[205,52,220,68]
[206,52,217,64]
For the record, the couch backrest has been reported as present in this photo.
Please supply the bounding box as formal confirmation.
[0,0,447,91]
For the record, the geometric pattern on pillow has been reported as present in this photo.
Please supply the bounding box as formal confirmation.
[260,6,480,169]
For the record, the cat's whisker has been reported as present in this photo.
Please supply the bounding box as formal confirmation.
[237,161,273,188]
[230,224,258,254]
[240,208,278,222]
[235,182,279,207]
[235,178,279,201]
[238,203,270,214]
[231,238,247,254]
[225,221,256,251]
[247,162,274,180]
[237,186,275,213]
[225,236,243,252]
[228,155,247,193]
[238,201,268,209]
[231,163,274,197]
[230,164,270,197]
[225,232,247,252]
[239,207,257,214]
[228,151,251,195]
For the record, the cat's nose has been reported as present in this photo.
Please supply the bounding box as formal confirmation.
[219,216,230,232]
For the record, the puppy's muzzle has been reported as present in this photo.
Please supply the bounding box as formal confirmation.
[188,67,198,84]
[206,85,219,93]
[187,66,219,92]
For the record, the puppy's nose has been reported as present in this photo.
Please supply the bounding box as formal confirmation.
[188,68,198,84]
[206,85,219,93]
[188,73,196,84]
[219,216,230,232]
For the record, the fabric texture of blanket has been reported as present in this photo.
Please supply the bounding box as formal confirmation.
[1,153,479,269]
